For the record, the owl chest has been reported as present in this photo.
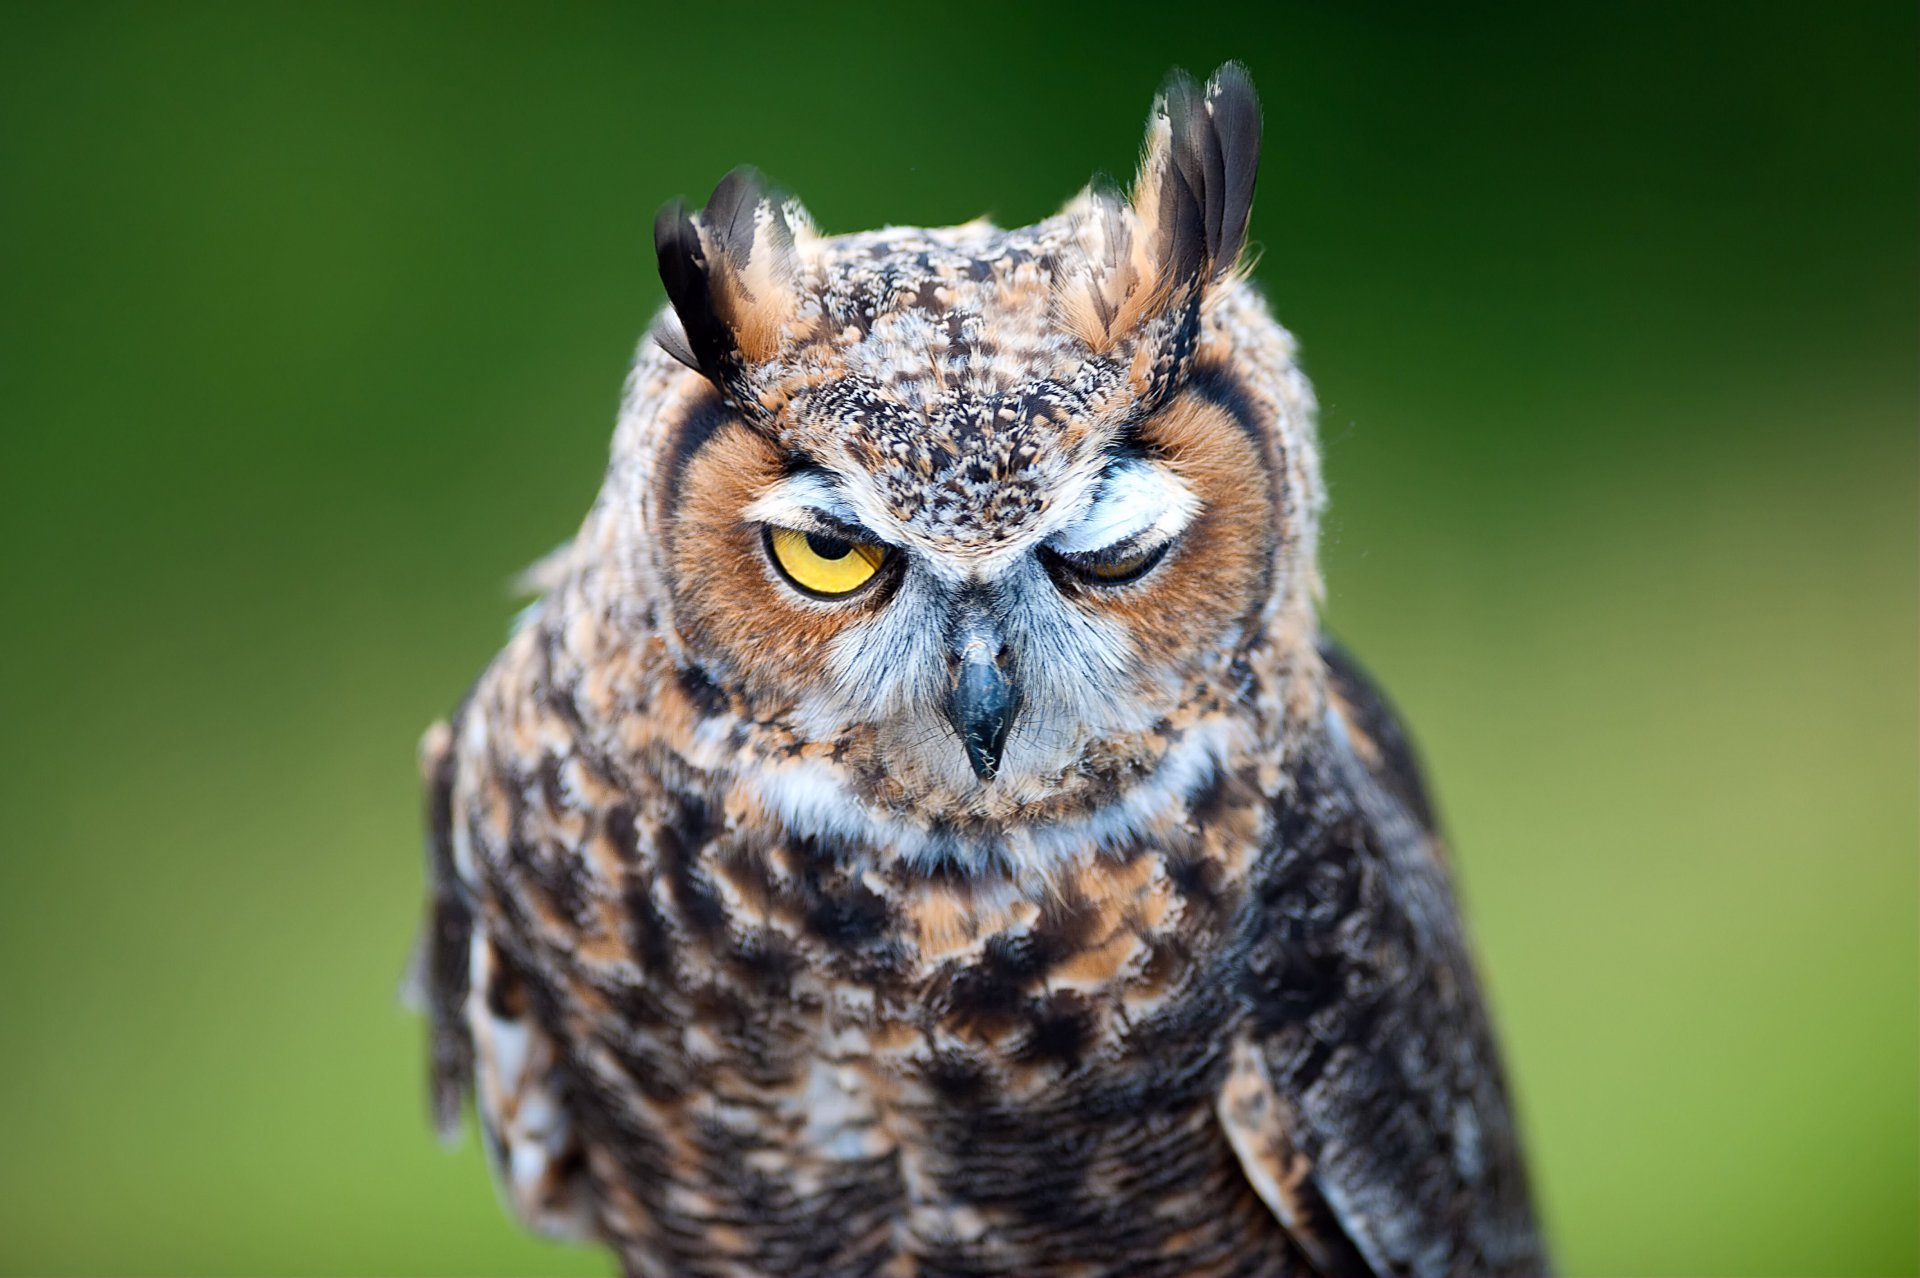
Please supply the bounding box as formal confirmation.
[617,812,1252,1054]
[583,849,1284,1273]
[488,757,1302,1271]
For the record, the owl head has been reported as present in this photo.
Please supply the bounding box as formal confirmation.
[594,64,1323,862]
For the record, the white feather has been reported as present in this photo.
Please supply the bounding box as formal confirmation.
[1046,458,1200,554]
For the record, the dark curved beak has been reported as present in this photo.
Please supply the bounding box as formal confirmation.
[946,636,1020,782]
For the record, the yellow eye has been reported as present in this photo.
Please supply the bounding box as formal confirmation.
[765,526,888,598]
[1050,541,1169,586]
[1083,545,1165,582]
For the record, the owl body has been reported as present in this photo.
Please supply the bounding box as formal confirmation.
[418,66,1546,1277]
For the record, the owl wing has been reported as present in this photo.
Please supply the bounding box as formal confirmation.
[413,717,596,1240]
[1216,640,1549,1277]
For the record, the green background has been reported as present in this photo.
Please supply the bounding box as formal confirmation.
[3,2,1914,1274]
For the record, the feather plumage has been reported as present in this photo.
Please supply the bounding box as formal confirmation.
[415,62,1547,1277]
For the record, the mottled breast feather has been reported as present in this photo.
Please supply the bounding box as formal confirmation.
[414,61,1548,1278]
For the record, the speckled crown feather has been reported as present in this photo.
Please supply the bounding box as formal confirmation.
[651,64,1261,551]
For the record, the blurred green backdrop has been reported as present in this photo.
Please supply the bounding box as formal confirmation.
[2,2,1914,1274]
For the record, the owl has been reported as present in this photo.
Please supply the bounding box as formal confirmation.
[413,63,1548,1277]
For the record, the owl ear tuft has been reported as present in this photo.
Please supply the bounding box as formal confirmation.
[1058,63,1261,352]
[1152,62,1259,286]
[653,167,814,390]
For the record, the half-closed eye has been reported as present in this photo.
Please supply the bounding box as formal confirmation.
[1042,538,1170,588]
[1041,457,1197,588]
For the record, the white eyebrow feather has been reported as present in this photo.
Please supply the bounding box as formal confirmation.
[742,473,870,533]
[744,458,1199,564]
[1047,459,1201,554]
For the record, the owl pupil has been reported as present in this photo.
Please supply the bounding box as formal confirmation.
[805,532,852,560]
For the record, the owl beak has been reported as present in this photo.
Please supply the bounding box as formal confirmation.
[946,635,1020,782]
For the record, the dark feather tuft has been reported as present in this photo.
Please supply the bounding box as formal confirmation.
[702,166,774,273]
[1205,62,1260,271]
[653,312,702,373]
[652,167,802,389]
[1158,71,1210,289]
[653,197,733,382]
[1158,62,1261,285]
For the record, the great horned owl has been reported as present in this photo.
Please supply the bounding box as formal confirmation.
[414,63,1548,1277]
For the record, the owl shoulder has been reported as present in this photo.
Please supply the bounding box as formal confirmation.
[1317,634,1440,839]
